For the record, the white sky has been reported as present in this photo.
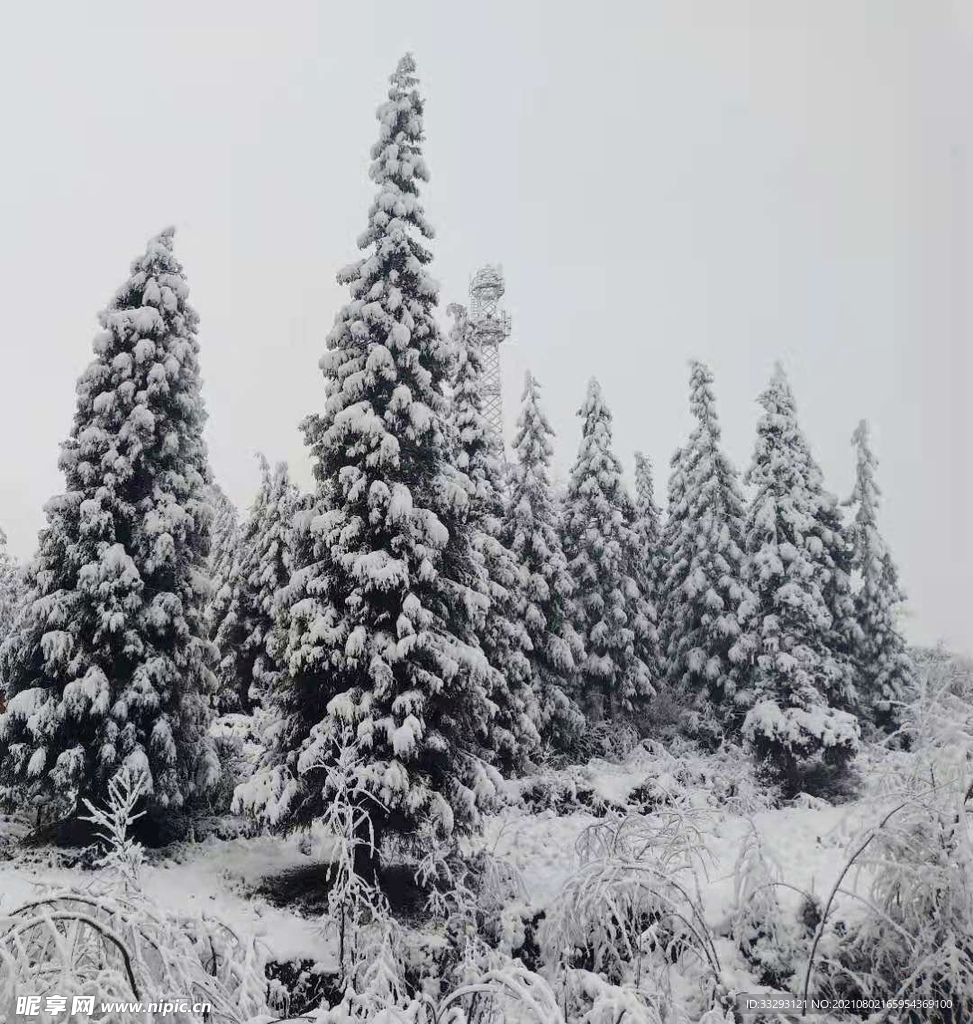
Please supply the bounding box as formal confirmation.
[0,2,969,651]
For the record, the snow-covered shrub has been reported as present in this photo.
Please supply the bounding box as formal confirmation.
[79,765,148,890]
[296,724,394,989]
[727,823,801,989]
[626,743,775,817]
[743,700,860,801]
[315,955,566,1024]
[898,645,973,757]
[543,811,722,1019]
[635,689,687,747]
[264,958,340,1018]
[207,711,271,822]
[409,826,535,1004]
[0,771,272,1024]
[819,751,973,1022]
[519,768,625,818]
[560,969,665,1024]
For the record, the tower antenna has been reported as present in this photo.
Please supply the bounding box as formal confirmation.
[468,264,511,446]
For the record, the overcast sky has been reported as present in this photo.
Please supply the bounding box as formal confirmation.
[0,2,969,651]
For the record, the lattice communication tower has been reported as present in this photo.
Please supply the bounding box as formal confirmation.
[468,265,511,443]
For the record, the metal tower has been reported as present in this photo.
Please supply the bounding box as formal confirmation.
[468,264,511,442]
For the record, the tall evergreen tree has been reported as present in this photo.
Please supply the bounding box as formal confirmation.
[564,378,655,720]
[0,229,220,815]
[658,361,753,743]
[204,483,239,641]
[0,529,26,656]
[213,455,299,714]
[844,420,914,730]
[244,56,501,854]
[632,451,663,604]
[659,441,688,568]
[447,304,539,771]
[739,365,859,792]
[503,372,586,752]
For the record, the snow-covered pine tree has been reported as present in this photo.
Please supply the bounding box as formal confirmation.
[844,420,914,730]
[203,483,239,640]
[814,488,862,718]
[564,378,655,721]
[0,529,25,654]
[447,305,539,772]
[632,451,664,604]
[0,228,220,816]
[660,443,688,574]
[244,56,502,857]
[213,455,299,714]
[503,371,586,752]
[739,365,859,794]
[621,484,663,689]
[657,361,752,744]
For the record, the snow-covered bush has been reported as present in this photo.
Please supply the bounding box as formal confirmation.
[626,742,775,817]
[314,726,391,983]
[79,766,149,890]
[727,823,802,989]
[581,719,644,763]
[898,645,973,756]
[314,953,566,1024]
[818,752,973,1020]
[543,811,723,1019]
[518,768,625,818]
[743,700,860,802]
[207,711,269,816]
[0,769,272,1024]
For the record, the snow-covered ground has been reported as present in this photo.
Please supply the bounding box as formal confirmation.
[0,742,880,991]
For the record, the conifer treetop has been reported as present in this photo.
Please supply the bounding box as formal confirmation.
[634,451,657,515]
[514,372,555,473]
[687,359,722,441]
[314,53,448,484]
[845,420,886,566]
